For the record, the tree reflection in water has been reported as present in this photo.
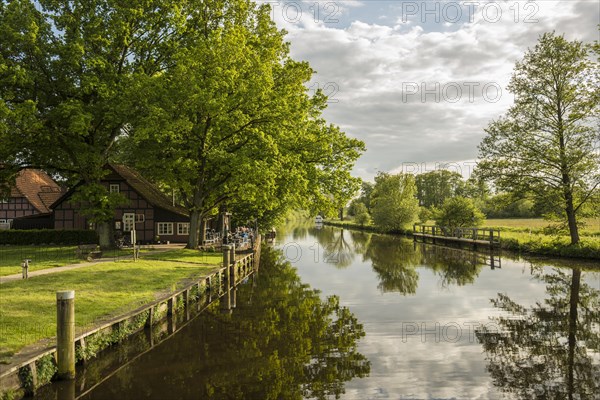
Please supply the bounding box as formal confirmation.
[78,247,370,400]
[476,267,600,399]
[363,236,421,295]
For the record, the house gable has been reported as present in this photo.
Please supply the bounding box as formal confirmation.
[0,169,63,228]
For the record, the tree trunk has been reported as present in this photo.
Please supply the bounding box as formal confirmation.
[97,221,113,249]
[187,210,202,249]
[200,219,207,244]
[339,207,344,221]
[565,192,580,245]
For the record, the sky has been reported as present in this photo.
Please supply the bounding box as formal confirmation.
[261,0,600,182]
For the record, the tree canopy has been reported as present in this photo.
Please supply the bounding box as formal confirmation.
[0,0,364,247]
[434,196,484,229]
[478,32,600,244]
[370,172,419,232]
[415,170,465,208]
[114,0,364,247]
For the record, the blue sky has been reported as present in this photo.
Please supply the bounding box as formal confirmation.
[262,0,600,181]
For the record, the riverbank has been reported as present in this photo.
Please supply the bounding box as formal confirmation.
[0,242,260,398]
[323,220,600,260]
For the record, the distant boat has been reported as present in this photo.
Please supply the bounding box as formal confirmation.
[315,215,324,223]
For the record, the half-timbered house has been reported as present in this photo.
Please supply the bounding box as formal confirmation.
[51,164,190,243]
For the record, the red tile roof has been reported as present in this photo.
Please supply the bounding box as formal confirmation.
[12,169,64,213]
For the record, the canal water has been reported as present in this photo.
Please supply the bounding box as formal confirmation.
[35,223,599,399]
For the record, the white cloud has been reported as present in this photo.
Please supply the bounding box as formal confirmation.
[270,0,598,182]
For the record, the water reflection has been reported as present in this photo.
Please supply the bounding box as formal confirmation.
[310,225,500,293]
[294,223,599,398]
[476,266,600,399]
[37,247,370,400]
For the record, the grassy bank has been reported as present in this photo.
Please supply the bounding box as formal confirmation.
[324,219,600,260]
[0,249,222,361]
[0,246,151,276]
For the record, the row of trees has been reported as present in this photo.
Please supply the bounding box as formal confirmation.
[0,0,365,248]
[348,32,599,244]
[348,171,483,231]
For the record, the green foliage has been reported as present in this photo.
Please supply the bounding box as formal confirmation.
[370,173,419,232]
[35,354,57,386]
[418,206,434,223]
[434,197,484,229]
[353,203,371,226]
[117,0,364,246]
[76,311,149,362]
[415,170,465,208]
[478,32,600,244]
[0,0,187,222]
[0,229,98,245]
[483,193,538,218]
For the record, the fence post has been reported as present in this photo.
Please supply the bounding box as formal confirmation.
[223,245,232,284]
[56,291,75,380]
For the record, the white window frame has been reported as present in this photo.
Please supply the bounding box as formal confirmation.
[123,213,135,232]
[109,184,120,194]
[158,222,173,236]
[177,223,190,235]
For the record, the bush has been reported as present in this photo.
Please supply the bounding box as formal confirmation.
[0,229,98,245]
[435,197,484,229]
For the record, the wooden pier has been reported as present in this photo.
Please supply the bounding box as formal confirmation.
[413,224,500,249]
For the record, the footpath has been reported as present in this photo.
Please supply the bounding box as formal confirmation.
[0,244,185,284]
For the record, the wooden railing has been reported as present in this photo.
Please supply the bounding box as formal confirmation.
[413,224,500,247]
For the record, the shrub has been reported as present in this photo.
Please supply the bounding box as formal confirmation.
[435,197,484,229]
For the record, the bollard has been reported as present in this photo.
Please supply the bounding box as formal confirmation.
[22,259,31,279]
[56,291,75,380]
[222,245,232,283]
[230,244,237,283]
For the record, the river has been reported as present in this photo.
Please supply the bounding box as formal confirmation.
[34,222,600,399]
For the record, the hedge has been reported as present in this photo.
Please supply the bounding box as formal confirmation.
[0,229,98,245]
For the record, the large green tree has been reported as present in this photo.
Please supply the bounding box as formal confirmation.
[123,0,364,248]
[478,32,600,244]
[0,0,186,246]
[415,169,465,208]
[370,172,419,232]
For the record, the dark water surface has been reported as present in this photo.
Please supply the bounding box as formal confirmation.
[35,223,600,399]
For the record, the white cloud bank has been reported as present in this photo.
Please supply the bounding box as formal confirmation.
[265,0,600,181]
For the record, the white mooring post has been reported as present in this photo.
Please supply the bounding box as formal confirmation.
[21,259,31,279]
[56,291,75,380]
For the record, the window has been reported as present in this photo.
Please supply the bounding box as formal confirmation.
[158,222,173,235]
[123,213,135,232]
[177,223,190,235]
[135,214,145,223]
[109,184,120,194]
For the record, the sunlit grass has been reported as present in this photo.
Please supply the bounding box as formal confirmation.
[0,258,219,361]
[484,218,600,236]
[0,246,157,276]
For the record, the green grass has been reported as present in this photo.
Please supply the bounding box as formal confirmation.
[0,246,146,276]
[484,217,600,236]
[0,255,221,361]
[141,248,222,264]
